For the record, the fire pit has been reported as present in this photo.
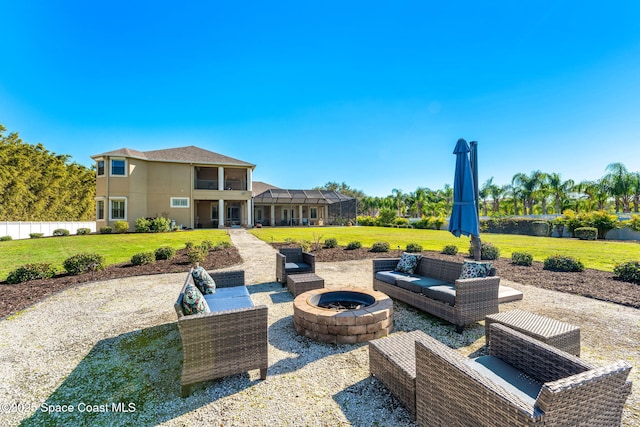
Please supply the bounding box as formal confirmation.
[293,288,393,344]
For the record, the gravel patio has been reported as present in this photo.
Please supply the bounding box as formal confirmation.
[1,229,637,426]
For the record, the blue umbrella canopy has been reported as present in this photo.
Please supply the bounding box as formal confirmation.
[448,138,480,238]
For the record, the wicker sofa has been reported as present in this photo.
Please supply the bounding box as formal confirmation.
[373,256,500,332]
[415,323,632,426]
[174,269,268,397]
[276,247,316,283]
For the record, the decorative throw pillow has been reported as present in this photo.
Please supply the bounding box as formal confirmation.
[191,266,216,295]
[459,260,492,279]
[182,283,210,315]
[395,252,422,274]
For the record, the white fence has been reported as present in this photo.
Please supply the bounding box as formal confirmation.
[0,221,97,240]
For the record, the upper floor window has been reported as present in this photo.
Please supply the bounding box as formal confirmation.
[97,160,105,176]
[111,159,126,176]
[171,197,189,208]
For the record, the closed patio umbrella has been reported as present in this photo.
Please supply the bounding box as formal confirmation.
[448,138,481,260]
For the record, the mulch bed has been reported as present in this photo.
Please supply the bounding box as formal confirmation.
[275,244,640,309]
[2,244,638,319]
[0,248,242,319]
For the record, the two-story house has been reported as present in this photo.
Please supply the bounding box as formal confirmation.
[91,146,255,229]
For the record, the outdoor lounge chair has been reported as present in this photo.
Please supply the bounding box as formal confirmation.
[414,323,632,426]
[174,269,268,397]
[276,247,315,283]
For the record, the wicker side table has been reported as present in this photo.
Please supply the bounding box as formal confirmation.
[287,273,324,297]
[369,330,432,419]
[485,309,581,356]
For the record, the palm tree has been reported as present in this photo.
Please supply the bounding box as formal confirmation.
[631,172,640,213]
[512,171,544,215]
[391,188,405,217]
[479,178,493,216]
[603,162,633,212]
[491,184,508,215]
[547,172,575,214]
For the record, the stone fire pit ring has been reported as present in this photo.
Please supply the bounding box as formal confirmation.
[293,288,393,344]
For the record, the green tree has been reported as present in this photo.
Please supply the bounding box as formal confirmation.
[0,124,95,221]
[603,163,633,213]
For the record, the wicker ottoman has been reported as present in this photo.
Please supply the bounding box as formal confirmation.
[369,330,432,419]
[485,309,581,356]
[287,273,324,297]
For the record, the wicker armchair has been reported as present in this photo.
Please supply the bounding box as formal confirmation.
[373,257,500,332]
[174,270,268,397]
[415,323,632,426]
[276,247,315,283]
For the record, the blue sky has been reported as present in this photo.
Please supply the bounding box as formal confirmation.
[1,1,639,197]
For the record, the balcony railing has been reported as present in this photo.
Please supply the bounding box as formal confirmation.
[195,179,218,190]
[194,179,247,191]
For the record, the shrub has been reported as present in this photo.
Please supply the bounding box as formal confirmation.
[0,235,13,241]
[613,261,640,283]
[298,240,312,252]
[406,243,423,253]
[625,215,640,232]
[113,220,129,233]
[76,228,91,235]
[324,238,338,248]
[469,242,500,260]
[131,252,155,266]
[154,246,176,261]
[442,245,458,255]
[371,241,390,253]
[531,221,550,237]
[134,217,151,233]
[346,241,362,250]
[150,217,171,232]
[574,227,597,241]
[29,233,44,239]
[356,216,375,226]
[427,216,445,230]
[543,255,584,272]
[213,241,232,250]
[200,240,214,251]
[511,252,533,266]
[6,263,57,284]
[588,210,619,239]
[185,241,194,250]
[376,208,397,226]
[412,218,430,229]
[53,228,70,237]
[393,217,410,227]
[99,226,112,234]
[63,253,105,275]
[187,245,207,265]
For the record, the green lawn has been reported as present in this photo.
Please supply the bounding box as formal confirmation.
[250,226,640,272]
[0,230,232,281]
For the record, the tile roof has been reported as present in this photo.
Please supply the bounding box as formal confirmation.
[91,145,254,167]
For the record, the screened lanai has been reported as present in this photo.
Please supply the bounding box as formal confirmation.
[252,188,356,226]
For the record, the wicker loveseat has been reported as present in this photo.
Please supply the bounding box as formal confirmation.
[415,323,632,426]
[174,269,268,397]
[276,247,315,283]
[373,256,500,332]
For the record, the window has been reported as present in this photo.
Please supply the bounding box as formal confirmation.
[111,159,126,176]
[310,207,318,219]
[110,198,127,220]
[97,160,105,176]
[171,197,189,208]
[96,200,105,220]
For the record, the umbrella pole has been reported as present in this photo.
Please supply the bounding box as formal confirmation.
[471,235,481,261]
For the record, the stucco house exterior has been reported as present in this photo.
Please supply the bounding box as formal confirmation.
[91,146,255,229]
